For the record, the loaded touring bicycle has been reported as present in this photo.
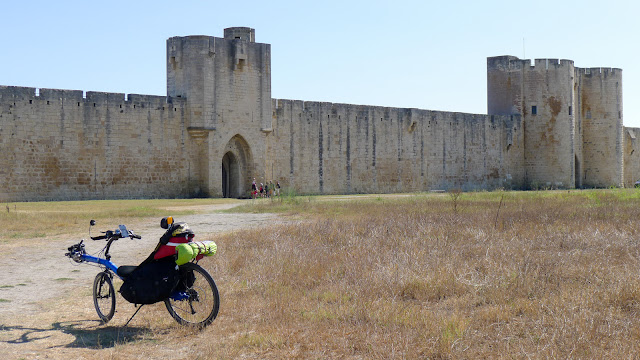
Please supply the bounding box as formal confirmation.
[65,217,219,327]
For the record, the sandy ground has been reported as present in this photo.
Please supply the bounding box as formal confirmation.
[0,200,284,359]
[0,202,281,316]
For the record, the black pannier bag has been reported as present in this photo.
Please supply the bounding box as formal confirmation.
[175,266,196,293]
[119,257,180,305]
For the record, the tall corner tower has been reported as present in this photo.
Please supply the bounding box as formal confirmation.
[488,56,577,189]
[487,55,526,116]
[576,67,623,187]
[166,27,272,198]
[167,35,217,131]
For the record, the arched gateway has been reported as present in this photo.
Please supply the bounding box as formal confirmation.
[221,135,253,198]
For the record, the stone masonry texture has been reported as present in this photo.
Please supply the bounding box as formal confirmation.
[0,28,635,201]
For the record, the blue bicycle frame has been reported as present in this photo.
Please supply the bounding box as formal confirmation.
[79,250,188,301]
[80,254,122,279]
[66,222,218,326]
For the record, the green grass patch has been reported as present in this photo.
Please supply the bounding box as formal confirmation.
[54,278,73,282]
[0,198,236,240]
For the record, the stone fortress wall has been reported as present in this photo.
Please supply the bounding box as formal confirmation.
[0,27,635,201]
[270,100,523,195]
[0,87,197,201]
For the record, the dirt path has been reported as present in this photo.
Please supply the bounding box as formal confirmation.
[0,194,408,318]
[0,200,292,359]
[0,201,281,317]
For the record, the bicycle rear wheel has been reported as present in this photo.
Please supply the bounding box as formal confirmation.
[93,271,116,323]
[165,262,219,327]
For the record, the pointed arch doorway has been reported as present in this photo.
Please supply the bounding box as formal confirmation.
[222,152,236,198]
[221,135,253,198]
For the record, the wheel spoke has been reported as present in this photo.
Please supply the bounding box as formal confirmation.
[164,263,219,327]
[93,272,116,323]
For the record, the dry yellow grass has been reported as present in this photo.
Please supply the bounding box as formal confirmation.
[0,198,237,241]
[202,190,640,358]
[4,190,640,358]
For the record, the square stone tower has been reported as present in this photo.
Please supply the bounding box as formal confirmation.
[166,28,271,197]
[487,56,623,189]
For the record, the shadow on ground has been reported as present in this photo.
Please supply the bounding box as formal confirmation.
[0,320,151,349]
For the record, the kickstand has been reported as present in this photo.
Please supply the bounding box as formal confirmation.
[124,304,144,327]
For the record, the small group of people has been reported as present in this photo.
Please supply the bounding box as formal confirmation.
[251,178,281,199]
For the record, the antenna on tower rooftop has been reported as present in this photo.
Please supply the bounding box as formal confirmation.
[523,37,526,59]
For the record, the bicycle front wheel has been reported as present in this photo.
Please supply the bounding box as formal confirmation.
[165,262,219,327]
[93,271,116,323]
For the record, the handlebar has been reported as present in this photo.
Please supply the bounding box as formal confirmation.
[90,225,141,241]
[65,240,86,263]
[66,222,142,263]
[83,225,140,261]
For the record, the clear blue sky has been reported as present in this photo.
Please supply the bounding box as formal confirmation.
[3,0,639,126]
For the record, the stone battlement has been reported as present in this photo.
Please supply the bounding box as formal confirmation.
[530,58,574,68]
[488,56,575,71]
[0,86,185,109]
[577,67,623,76]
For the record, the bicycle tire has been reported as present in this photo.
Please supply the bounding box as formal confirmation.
[164,262,219,327]
[93,271,116,323]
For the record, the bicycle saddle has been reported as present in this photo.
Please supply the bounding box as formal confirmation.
[117,265,138,278]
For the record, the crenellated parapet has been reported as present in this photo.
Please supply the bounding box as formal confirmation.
[577,67,623,76]
[0,85,185,111]
[531,58,574,69]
